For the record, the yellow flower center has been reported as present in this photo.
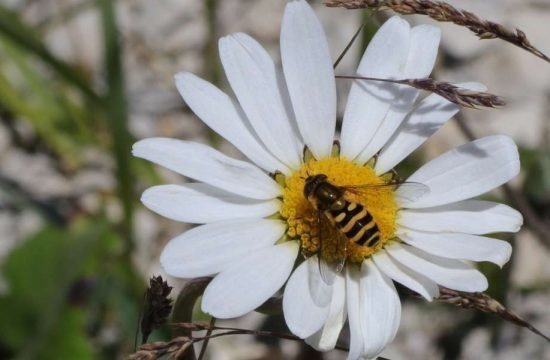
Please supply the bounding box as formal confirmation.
[279,156,398,264]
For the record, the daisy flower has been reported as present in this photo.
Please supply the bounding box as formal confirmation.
[133,0,522,358]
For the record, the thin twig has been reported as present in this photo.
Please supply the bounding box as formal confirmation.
[174,323,349,351]
[336,75,505,109]
[400,284,550,342]
[177,323,392,359]
[334,22,365,69]
[435,287,550,342]
[325,0,550,63]
[196,317,215,360]
[131,323,397,359]
[129,328,347,359]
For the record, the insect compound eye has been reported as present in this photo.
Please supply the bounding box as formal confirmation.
[303,174,319,197]
[304,179,315,198]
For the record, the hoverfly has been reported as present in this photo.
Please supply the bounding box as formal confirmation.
[304,173,429,285]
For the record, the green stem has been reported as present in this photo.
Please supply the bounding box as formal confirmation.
[98,0,134,252]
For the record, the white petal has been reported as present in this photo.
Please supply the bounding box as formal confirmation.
[398,200,523,234]
[160,219,286,278]
[202,241,299,318]
[346,266,365,360]
[375,82,486,174]
[398,135,520,208]
[305,275,346,352]
[307,255,333,307]
[175,72,290,174]
[398,227,512,267]
[403,24,441,78]
[276,67,304,147]
[283,259,331,338]
[341,16,410,160]
[354,24,441,165]
[142,184,280,224]
[281,0,336,159]
[219,33,301,168]
[133,138,281,200]
[386,243,488,292]
[373,250,439,301]
[360,260,401,359]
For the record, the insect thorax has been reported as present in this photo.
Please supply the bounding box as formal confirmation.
[316,183,345,208]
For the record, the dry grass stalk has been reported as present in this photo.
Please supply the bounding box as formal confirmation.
[129,323,368,359]
[336,75,505,109]
[129,336,192,360]
[325,0,550,63]
[436,287,550,342]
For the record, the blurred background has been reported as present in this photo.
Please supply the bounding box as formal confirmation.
[0,0,548,359]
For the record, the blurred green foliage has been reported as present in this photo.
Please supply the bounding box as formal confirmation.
[521,147,550,206]
[0,1,549,360]
[0,1,147,358]
[0,221,104,359]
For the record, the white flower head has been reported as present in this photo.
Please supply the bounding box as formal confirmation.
[133,0,522,358]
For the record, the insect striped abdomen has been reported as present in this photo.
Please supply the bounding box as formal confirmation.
[328,202,381,248]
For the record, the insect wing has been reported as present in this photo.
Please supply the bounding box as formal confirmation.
[317,211,347,285]
[393,182,430,203]
[318,257,339,285]
[344,182,429,203]
[307,255,332,307]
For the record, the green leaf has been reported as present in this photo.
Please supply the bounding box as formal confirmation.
[0,220,108,359]
[523,150,550,205]
[39,309,95,360]
[172,278,211,330]
[170,278,212,360]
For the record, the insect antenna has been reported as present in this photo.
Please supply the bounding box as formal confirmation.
[300,167,312,181]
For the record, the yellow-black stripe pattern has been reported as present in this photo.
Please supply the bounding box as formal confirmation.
[327,202,381,247]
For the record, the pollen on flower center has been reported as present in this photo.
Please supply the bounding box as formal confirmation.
[280,156,398,264]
